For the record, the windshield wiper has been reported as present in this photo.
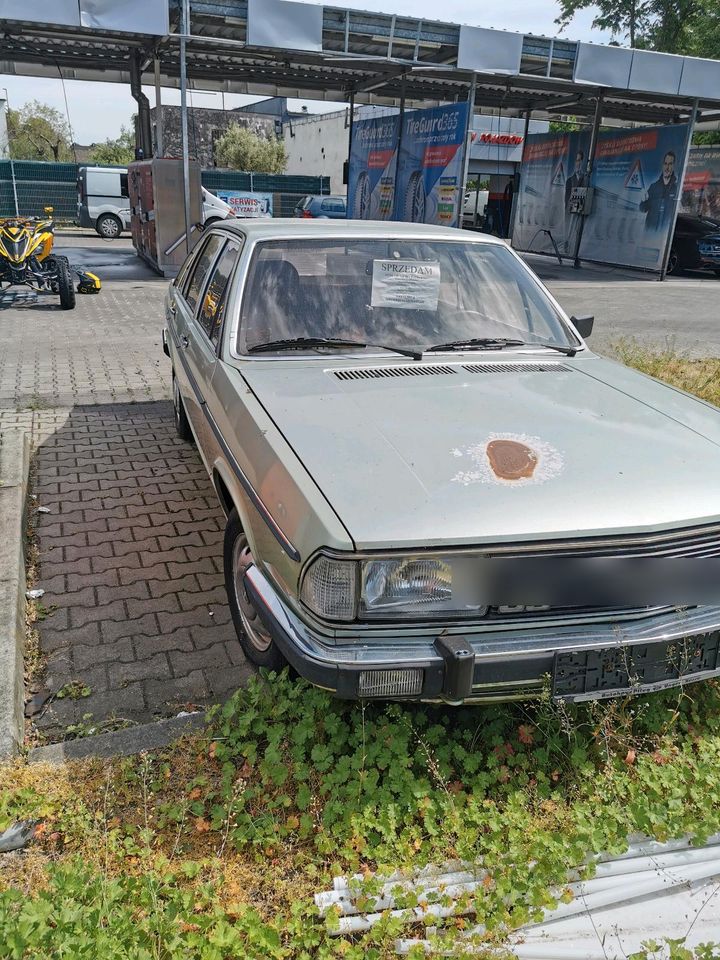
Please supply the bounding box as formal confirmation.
[248,337,422,360]
[425,337,577,357]
[425,337,527,353]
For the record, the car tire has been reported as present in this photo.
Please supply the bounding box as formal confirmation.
[55,256,76,310]
[224,510,287,671]
[96,213,123,239]
[173,374,194,442]
[204,216,222,228]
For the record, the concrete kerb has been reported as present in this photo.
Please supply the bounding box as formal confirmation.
[0,429,30,759]
[28,712,208,764]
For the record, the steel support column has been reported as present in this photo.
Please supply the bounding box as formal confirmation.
[129,49,152,158]
[459,72,477,229]
[659,99,700,281]
[154,57,164,157]
[392,73,407,221]
[572,92,603,268]
[180,0,192,252]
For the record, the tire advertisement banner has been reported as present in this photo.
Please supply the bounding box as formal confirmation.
[512,123,691,271]
[346,103,468,227]
[681,146,720,220]
[394,102,469,228]
[347,114,400,221]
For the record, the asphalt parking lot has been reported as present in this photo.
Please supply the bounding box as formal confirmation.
[2,228,719,738]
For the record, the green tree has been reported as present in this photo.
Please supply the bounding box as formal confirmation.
[88,124,136,165]
[214,123,287,173]
[555,0,719,55]
[7,100,73,162]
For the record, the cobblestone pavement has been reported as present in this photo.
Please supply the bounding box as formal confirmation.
[0,239,252,738]
[26,403,251,736]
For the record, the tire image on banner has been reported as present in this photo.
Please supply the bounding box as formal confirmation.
[403,171,427,223]
[353,171,371,219]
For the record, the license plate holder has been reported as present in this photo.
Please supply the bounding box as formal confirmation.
[553,633,720,701]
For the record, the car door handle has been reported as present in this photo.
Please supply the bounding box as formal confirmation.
[180,335,189,348]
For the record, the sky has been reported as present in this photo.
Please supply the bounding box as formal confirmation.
[0,0,611,145]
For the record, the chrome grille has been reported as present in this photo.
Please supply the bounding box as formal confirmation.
[484,524,720,559]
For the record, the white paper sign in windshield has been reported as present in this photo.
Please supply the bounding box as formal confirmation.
[371,260,440,310]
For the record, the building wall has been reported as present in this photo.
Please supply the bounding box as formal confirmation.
[282,104,398,194]
[151,106,276,167]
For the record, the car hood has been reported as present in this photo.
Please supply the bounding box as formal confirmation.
[238,354,720,550]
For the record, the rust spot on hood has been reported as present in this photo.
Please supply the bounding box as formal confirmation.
[486,439,538,480]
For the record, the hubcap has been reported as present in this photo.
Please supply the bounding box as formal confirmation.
[232,537,273,652]
[101,218,119,238]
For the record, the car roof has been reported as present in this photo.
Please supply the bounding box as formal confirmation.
[209,218,507,245]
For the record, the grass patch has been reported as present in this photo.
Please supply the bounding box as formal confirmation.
[3,675,720,958]
[613,338,720,407]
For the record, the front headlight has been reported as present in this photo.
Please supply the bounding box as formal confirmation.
[361,558,452,616]
[300,553,486,622]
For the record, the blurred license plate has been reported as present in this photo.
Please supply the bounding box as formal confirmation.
[553,633,720,701]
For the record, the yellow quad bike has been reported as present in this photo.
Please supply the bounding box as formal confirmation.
[0,207,101,310]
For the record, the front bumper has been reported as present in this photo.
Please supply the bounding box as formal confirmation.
[244,566,720,703]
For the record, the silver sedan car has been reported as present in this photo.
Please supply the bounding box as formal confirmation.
[164,219,720,704]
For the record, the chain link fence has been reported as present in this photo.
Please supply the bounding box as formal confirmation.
[0,161,331,222]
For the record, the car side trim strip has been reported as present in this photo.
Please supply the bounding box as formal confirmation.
[168,323,301,563]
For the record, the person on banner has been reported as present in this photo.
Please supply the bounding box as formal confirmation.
[563,150,586,254]
[640,151,678,233]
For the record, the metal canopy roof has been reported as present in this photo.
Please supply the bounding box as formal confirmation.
[1,2,719,123]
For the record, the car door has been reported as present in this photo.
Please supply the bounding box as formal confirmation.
[173,232,225,438]
[184,235,244,467]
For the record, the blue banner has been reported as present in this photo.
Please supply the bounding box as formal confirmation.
[394,103,469,228]
[347,114,400,221]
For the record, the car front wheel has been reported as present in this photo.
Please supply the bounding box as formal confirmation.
[96,213,123,239]
[666,249,681,275]
[224,510,286,671]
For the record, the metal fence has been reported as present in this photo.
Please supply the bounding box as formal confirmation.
[0,160,331,221]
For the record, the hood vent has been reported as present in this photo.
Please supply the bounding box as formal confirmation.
[461,362,570,374]
[333,364,457,381]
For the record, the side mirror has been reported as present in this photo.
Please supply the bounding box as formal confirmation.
[571,314,594,339]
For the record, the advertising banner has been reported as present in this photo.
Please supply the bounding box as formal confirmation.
[216,190,273,218]
[394,102,469,227]
[347,114,400,221]
[681,146,720,220]
[512,124,691,271]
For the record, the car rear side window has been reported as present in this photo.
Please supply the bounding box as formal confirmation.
[184,234,224,313]
[197,240,242,345]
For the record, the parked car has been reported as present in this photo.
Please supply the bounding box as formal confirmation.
[164,219,720,704]
[667,213,720,276]
[294,195,347,219]
[77,165,131,239]
[78,167,234,238]
[462,189,489,228]
[201,187,235,226]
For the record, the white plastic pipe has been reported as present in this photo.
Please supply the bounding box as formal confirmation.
[332,860,472,892]
[333,899,480,936]
[318,879,486,917]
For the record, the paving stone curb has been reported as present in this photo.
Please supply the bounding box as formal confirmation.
[28,712,207,764]
[0,429,30,759]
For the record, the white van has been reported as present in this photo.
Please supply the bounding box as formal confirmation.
[78,167,235,239]
[77,166,131,239]
[463,189,489,227]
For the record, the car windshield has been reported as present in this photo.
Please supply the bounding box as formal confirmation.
[237,238,576,355]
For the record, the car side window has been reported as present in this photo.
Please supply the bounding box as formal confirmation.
[184,234,224,313]
[321,198,344,213]
[197,240,242,346]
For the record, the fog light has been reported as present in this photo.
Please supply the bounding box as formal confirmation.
[358,668,423,698]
